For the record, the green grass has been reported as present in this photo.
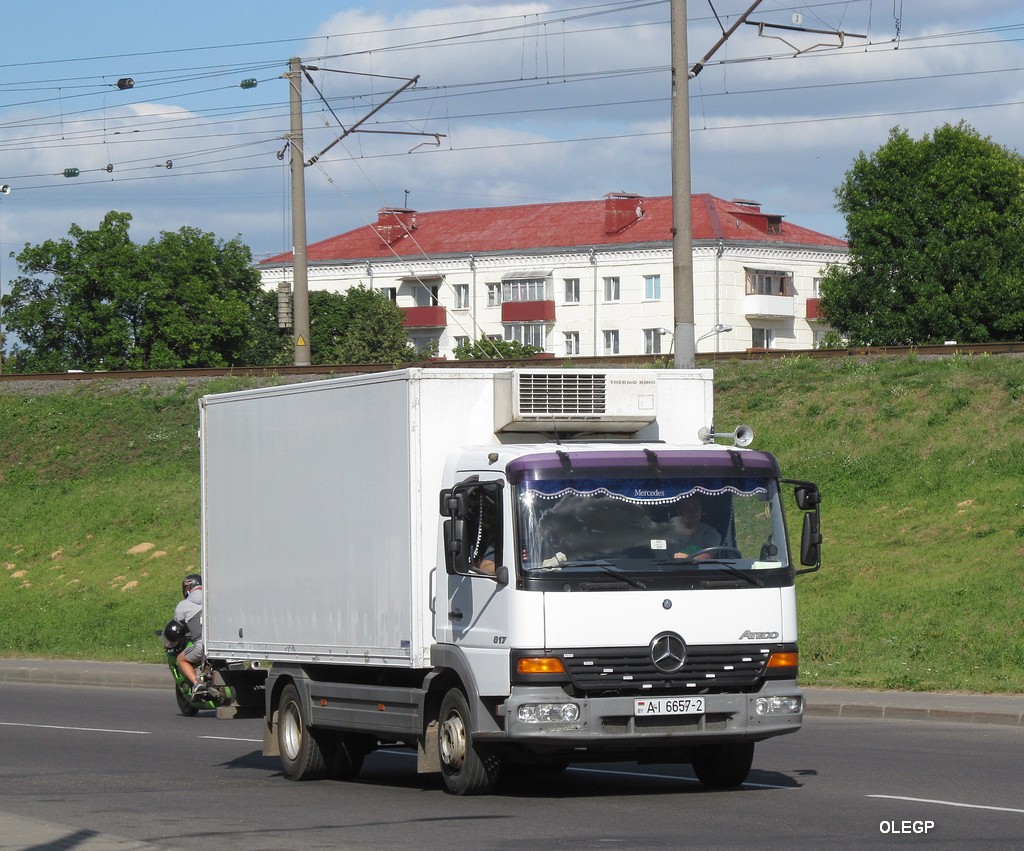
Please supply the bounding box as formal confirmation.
[0,377,263,664]
[2,356,1023,692]
[712,353,1024,693]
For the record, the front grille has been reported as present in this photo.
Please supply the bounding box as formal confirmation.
[517,372,606,415]
[559,644,769,694]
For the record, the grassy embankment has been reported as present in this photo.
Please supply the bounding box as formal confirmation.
[1,355,1022,692]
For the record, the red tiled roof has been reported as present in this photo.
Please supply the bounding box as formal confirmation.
[263,194,846,265]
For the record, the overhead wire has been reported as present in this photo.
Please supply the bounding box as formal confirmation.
[0,2,1021,232]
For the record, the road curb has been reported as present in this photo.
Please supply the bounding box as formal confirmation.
[805,701,1024,726]
[0,660,167,691]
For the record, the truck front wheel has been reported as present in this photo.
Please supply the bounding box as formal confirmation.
[691,741,755,788]
[278,683,328,781]
[437,688,500,795]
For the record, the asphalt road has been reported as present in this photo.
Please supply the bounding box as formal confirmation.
[1,680,1022,851]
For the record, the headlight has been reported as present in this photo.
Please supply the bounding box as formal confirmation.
[518,702,581,723]
[755,695,802,715]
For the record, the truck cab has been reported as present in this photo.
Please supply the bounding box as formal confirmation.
[434,432,820,793]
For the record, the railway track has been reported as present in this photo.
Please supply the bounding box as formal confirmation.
[1,341,1022,384]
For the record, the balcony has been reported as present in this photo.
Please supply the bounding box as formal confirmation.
[806,298,823,320]
[401,305,447,328]
[744,294,794,319]
[501,300,556,323]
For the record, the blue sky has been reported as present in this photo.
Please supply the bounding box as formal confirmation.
[2,1,1023,292]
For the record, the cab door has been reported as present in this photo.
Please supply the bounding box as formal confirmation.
[436,475,512,694]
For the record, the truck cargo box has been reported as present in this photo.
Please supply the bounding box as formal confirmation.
[200,368,713,668]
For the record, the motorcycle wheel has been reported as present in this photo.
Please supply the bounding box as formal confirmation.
[175,685,199,717]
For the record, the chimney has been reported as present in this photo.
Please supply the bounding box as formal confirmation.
[375,208,417,245]
[604,192,644,234]
[729,199,783,234]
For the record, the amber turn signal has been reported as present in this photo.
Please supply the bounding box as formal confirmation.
[516,657,566,675]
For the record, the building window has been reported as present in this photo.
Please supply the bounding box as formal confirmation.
[745,269,793,296]
[379,287,397,303]
[564,278,580,304]
[453,335,469,349]
[603,329,620,354]
[752,328,774,349]
[505,323,547,349]
[564,331,580,356]
[487,283,502,307]
[502,278,548,302]
[644,274,661,300]
[643,328,664,355]
[603,276,620,302]
[453,284,470,309]
[812,277,822,297]
[413,284,440,307]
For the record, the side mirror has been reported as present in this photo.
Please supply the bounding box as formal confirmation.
[784,479,822,574]
[794,483,820,511]
[439,489,468,518]
[800,511,822,569]
[442,518,470,574]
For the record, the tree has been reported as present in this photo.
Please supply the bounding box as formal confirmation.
[819,122,1024,345]
[308,287,419,365]
[2,211,263,371]
[453,337,541,360]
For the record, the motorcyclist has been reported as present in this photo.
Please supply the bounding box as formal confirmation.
[172,573,205,697]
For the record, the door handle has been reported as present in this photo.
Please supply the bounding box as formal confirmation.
[448,608,464,621]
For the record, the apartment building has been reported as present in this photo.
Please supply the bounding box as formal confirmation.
[260,193,848,358]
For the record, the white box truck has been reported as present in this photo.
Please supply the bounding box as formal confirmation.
[200,367,821,795]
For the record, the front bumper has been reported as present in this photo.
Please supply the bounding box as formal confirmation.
[492,679,803,748]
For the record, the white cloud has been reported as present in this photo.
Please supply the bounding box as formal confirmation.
[2,1,1023,281]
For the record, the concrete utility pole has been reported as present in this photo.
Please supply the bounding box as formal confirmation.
[287,56,311,367]
[671,0,696,369]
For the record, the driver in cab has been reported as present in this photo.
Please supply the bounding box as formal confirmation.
[669,494,721,559]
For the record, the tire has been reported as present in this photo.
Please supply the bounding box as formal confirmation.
[691,742,755,789]
[437,688,501,796]
[175,685,199,717]
[277,683,328,781]
[327,732,371,781]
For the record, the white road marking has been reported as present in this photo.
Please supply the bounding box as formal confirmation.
[198,735,262,742]
[868,795,1024,815]
[0,721,149,735]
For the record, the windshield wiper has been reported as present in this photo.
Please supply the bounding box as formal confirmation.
[559,559,647,590]
[651,558,764,587]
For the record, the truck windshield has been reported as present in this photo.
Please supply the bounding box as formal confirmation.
[514,471,790,580]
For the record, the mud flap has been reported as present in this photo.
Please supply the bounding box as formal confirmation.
[263,715,280,757]
[417,718,441,774]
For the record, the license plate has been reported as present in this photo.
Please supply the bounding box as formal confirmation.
[634,696,705,716]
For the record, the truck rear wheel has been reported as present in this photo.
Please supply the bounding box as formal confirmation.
[438,688,500,795]
[278,683,328,781]
[691,741,755,788]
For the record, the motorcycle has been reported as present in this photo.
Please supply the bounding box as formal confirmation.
[158,619,234,716]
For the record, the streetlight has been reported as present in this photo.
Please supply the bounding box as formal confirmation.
[657,327,673,357]
[696,323,732,351]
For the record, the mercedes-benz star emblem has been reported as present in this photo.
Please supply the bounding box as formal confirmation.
[650,631,686,673]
